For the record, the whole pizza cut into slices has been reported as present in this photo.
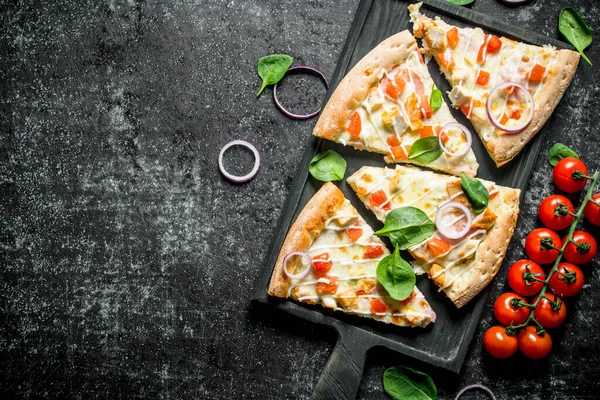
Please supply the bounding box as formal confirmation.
[268,182,436,328]
[347,165,520,308]
[409,3,580,166]
[313,30,479,177]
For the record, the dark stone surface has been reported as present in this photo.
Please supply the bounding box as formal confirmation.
[1,0,599,399]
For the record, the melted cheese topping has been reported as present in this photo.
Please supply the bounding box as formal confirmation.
[338,48,478,174]
[423,19,557,142]
[348,165,498,299]
[287,199,436,327]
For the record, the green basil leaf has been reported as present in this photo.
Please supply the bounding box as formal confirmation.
[374,207,436,250]
[256,54,293,96]
[430,87,442,112]
[460,172,489,213]
[445,0,475,5]
[383,366,437,400]
[308,150,347,182]
[559,8,593,66]
[408,137,442,164]
[548,143,580,166]
[376,246,415,301]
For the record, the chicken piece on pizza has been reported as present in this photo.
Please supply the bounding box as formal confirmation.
[409,2,579,166]
[347,165,520,308]
[313,30,479,177]
[268,182,436,327]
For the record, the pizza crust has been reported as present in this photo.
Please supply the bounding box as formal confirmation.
[313,30,417,141]
[267,182,345,298]
[488,49,580,166]
[443,186,520,307]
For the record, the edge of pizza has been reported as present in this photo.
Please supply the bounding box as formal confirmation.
[268,182,436,327]
[312,29,480,177]
[347,165,520,308]
[409,2,579,167]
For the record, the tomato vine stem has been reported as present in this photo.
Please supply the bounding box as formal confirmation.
[506,170,600,333]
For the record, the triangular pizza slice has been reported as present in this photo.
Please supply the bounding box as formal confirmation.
[268,182,436,327]
[313,30,479,177]
[409,3,579,166]
[347,165,520,308]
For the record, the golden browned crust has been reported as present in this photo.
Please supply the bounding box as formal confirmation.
[447,186,520,308]
[488,49,580,166]
[267,182,345,297]
[312,30,417,141]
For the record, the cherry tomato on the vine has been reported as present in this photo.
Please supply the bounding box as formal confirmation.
[549,262,584,297]
[507,259,546,297]
[584,193,600,226]
[493,292,530,326]
[525,228,561,265]
[534,293,567,329]
[518,326,552,360]
[563,231,597,265]
[483,326,518,359]
[553,157,589,193]
[538,195,575,230]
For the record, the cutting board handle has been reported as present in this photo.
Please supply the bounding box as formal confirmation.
[311,325,369,400]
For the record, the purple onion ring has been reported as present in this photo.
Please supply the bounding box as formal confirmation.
[486,81,534,133]
[273,66,329,120]
[455,384,496,400]
[438,122,472,157]
[218,140,261,183]
[283,251,313,279]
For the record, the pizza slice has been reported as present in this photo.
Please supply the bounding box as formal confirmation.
[409,3,580,166]
[347,165,520,308]
[313,30,479,177]
[268,182,436,327]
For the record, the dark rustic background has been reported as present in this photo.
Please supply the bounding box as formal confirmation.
[1,0,599,399]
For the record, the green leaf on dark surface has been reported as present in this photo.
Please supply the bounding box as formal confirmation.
[308,150,347,182]
[376,246,415,301]
[383,366,437,400]
[558,8,593,65]
[408,136,442,164]
[430,87,442,112]
[256,54,293,96]
[445,0,475,6]
[548,143,579,166]
[374,207,436,250]
[460,172,489,213]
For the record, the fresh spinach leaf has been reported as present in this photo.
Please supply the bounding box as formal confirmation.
[256,54,293,96]
[376,246,415,301]
[559,8,592,66]
[460,172,489,213]
[308,150,346,182]
[374,207,436,250]
[383,366,437,400]
[548,143,579,166]
[408,137,442,164]
[430,87,442,112]
[445,0,475,6]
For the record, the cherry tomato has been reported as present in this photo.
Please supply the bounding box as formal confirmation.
[563,230,597,265]
[507,259,546,297]
[483,326,518,359]
[584,193,600,226]
[534,293,567,329]
[553,157,588,193]
[525,228,561,265]
[518,326,552,360]
[538,195,574,230]
[493,292,530,326]
[549,262,584,297]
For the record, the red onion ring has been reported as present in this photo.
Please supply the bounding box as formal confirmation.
[435,201,473,240]
[438,122,472,157]
[218,140,260,183]
[455,384,496,400]
[282,251,313,279]
[273,66,329,120]
[486,82,534,133]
